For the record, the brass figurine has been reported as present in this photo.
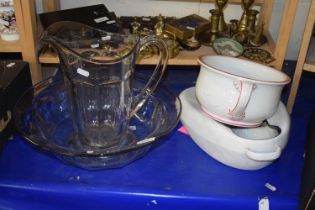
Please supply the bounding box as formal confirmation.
[161,30,180,58]
[164,36,180,58]
[155,14,165,36]
[131,17,141,34]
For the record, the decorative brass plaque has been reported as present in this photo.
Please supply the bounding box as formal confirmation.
[243,48,275,64]
[165,14,211,40]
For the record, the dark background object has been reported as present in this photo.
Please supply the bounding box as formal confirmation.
[38,4,122,33]
[299,105,315,210]
[0,61,32,151]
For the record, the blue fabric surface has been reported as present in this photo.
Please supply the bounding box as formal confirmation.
[0,66,312,210]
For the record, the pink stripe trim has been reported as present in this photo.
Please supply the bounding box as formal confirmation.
[230,81,243,113]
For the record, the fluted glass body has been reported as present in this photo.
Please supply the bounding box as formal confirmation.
[63,57,135,147]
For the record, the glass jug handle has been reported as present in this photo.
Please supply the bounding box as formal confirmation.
[130,35,169,117]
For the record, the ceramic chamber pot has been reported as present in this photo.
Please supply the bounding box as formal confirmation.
[180,87,290,170]
[196,55,290,127]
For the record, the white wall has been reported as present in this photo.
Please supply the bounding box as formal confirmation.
[265,0,311,60]
[36,0,312,60]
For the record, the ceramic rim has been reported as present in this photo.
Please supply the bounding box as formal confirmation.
[198,55,291,85]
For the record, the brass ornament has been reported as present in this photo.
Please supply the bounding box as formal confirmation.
[131,17,141,34]
[155,14,164,36]
[164,14,210,41]
[243,48,275,64]
[179,28,201,51]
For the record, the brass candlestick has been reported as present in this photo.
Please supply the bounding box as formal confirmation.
[199,9,220,46]
[210,9,220,44]
[238,0,254,32]
[210,9,220,34]
[198,9,220,46]
[247,9,259,33]
[249,22,267,47]
[216,0,228,32]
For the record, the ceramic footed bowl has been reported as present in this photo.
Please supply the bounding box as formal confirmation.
[196,55,290,127]
[231,121,280,140]
[14,76,181,170]
[180,87,290,170]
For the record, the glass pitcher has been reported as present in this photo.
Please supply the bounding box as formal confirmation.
[41,21,169,148]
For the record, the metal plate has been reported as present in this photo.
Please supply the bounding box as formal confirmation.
[243,48,275,64]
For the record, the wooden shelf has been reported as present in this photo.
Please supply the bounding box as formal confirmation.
[137,35,276,66]
[139,45,215,65]
[0,39,22,52]
[1,0,42,84]
[39,38,276,66]
[38,45,219,65]
[287,0,315,113]
[1,0,298,83]
[0,0,60,84]
[304,36,315,73]
[38,0,298,71]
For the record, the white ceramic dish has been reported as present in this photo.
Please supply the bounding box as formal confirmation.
[231,121,280,140]
[0,6,14,12]
[1,31,19,41]
[196,55,291,127]
[179,87,290,170]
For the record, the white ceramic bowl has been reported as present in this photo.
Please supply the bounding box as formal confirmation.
[196,55,290,127]
[231,122,280,140]
[179,87,290,170]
